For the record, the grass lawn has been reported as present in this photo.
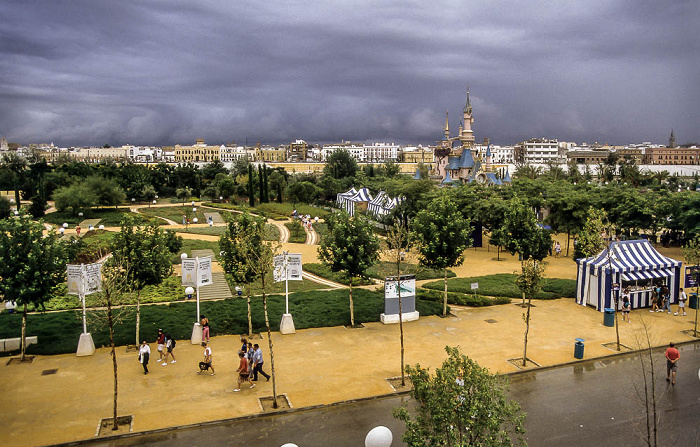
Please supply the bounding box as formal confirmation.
[138,205,208,224]
[422,273,577,300]
[366,261,456,281]
[0,288,444,355]
[175,239,221,263]
[225,269,329,296]
[285,221,307,243]
[176,223,279,241]
[303,263,374,286]
[258,202,330,220]
[42,208,154,227]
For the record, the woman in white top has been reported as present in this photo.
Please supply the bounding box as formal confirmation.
[139,341,151,375]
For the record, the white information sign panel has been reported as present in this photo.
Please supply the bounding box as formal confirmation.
[471,282,479,290]
[197,256,212,287]
[67,265,83,295]
[384,276,416,299]
[274,253,303,282]
[83,263,102,295]
[181,258,197,286]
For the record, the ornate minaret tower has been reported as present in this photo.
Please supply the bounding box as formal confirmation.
[460,89,475,149]
[444,111,450,141]
[669,129,676,148]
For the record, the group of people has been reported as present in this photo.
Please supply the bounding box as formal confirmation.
[233,338,271,392]
[648,285,687,316]
[136,326,271,394]
[292,209,318,230]
[138,328,177,374]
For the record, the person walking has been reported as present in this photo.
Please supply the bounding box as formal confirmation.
[162,333,177,365]
[650,287,660,313]
[675,288,688,316]
[621,288,631,323]
[554,241,561,258]
[197,341,215,375]
[138,340,151,375]
[156,329,166,362]
[662,285,671,314]
[665,342,680,385]
[234,351,255,391]
[200,315,210,343]
[252,343,270,381]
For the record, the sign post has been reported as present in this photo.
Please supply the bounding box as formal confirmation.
[182,256,212,344]
[274,252,302,334]
[68,262,102,356]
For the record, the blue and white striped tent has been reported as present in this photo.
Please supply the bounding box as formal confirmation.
[368,191,403,217]
[576,240,682,311]
[343,187,373,216]
[336,187,358,209]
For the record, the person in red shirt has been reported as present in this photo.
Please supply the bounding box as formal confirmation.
[234,350,255,392]
[665,342,680,385]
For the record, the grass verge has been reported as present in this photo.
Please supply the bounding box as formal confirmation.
[422,273,577,300]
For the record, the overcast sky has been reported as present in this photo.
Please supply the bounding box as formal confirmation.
[1,0,698,147]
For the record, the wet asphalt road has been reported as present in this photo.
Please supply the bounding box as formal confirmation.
[67,343,700,447]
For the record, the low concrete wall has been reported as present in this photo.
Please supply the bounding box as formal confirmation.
[0,336,38,352]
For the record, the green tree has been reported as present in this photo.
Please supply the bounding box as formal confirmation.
[411,196,472,316]
[176,186,192,206]
[574,207,608,260]
[52,182,98,214]
[110,216,177,346]
[288,181,321,204]
[323,149,358,179]
[0,216,67,360]
[0,195,12,219]
[248,164,256,207]
[683,236,700,337]
[393,346,526,446]
[496,198,551,263]
[219,212,264,337]
[516,259,547,367]
[319,211,380,326]
[386,220,413,386]
[1,151,26,208]
[85,176,126,208]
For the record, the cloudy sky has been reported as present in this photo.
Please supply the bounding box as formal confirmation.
[1,0,698,147]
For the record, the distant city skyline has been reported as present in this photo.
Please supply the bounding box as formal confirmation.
[1,1,698,148]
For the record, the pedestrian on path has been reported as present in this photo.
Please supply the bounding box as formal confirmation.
[138,340,151,375]
[662,285,671,313]
[162,333,177,365]
[252,343,270,381]
[675,288,688,316]
[651,287,660,312]
[200,315,210,342]
[198,342,215,375]
[554,241,561,258]
[665,342,680,385]
[75,225,81,237]
[622,294,631,323]
[156,329,166,362]
[234,351,255,391]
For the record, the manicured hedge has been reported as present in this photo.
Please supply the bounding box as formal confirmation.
[303,263,374,286]
[0,289,444,356]
[366,262,456,281]
[417,289,512,307]
[422,274,577,300]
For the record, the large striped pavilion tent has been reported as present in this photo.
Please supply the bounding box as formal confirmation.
[576,239,682,311]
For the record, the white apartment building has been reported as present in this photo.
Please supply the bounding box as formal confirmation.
[475,144,515,164]
[127,146,162,163]
[363,142,399,162]
[321,143,365,162]
[521,138,561,164]
[219,145,250,163]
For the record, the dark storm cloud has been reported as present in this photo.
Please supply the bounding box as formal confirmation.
[1,0,698,147]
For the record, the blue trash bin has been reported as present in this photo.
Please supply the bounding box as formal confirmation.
[574,338,585,359]
[603,308,615,327]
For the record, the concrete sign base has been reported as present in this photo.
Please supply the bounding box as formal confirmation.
[380,311,419,325]
[190,323,203,344]
[76,333,95,356]
[280,313,296,335]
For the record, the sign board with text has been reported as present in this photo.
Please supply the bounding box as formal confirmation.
[274,253,303,282]
[686,266,699,289]
[181,256,212,287]
[67,263,102,295]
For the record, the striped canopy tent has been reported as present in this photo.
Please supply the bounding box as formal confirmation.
[336,187,358,209]
[367,191,388,216]
[343,187,373,216]
[576,240,682,312]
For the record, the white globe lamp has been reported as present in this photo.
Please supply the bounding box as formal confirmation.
[185,286,195,300]
[99,225,105,230]
[193,217,198,223]
[180,253,188,261]
[280,444,299,447]
[62,223,69,228]
[365,426,393,447]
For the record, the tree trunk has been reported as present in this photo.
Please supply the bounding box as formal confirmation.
[615,290,621,351]
[497,245,500,261]
[246,288,252,337]
[20,303,27,362]
[261,275,278,409]
[695,282,699,337]
[135,289,141,347]
[522,296,532,367]
[349,277,355,326]
[107,298,119,431]
[443,268,448,317]
[397,263,405,386]
[566,232,571,257]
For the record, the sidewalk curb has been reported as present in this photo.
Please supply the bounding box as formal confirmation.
[47,338,700,446]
